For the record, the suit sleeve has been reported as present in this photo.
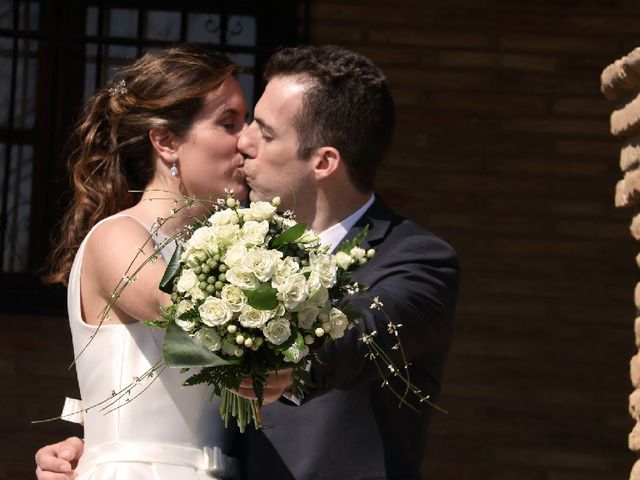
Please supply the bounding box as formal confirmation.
[308,229,460,398]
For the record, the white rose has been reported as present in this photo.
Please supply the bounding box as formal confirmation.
[269,303,286,318]
[276,272,308,310]
[272,257,301,289]
[281,217,297,230]
[187,226,218,253]
[308,286,329,308]
[175,299,194,318]
[297,305,319,330]
[198,296,233,326]
[223,243,248,268]
[208,208,239,226]
[226,265,260,291]
[350,247,366,261]
[220,284,246,312]
[242,220,269,245]
[243,248,282,282]
[334,251,353,270]
[177,269,199,294]
[298,229,320,246]
[327,308,349,339]
[193,327,222,351]
[175,300,196,331]
[176,318,197,332]
[213,224,240,246]
[305,271,322,298]
[190,286,206,301]
[262,317,291,345]
[239,201,277,221]
[238,305,271,329]
[284,344,309,363]
[309,253,337,288]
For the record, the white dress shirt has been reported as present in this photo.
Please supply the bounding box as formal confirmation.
[317,194,375,252]
[283,194,375,405]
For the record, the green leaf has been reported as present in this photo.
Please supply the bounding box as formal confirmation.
[282,331,306,363]
[163,320,238,367]
[243,284,279,310]
[337,225,369,254]
[271,223,306,248]
[142,319,168,329]
[159,242,184,294]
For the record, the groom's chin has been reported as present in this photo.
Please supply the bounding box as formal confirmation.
[248,189,264,202]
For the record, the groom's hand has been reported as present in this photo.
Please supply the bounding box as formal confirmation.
[35,436,83,480]
[235,368,293,404]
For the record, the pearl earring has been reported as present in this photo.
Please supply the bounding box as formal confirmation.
[170,152,179,177]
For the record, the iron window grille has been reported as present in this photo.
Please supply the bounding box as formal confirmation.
[0,0,309,313]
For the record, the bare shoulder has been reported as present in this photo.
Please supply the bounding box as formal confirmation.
[80,214,169,323]
[82,216,158,295]
[84,215,153,263]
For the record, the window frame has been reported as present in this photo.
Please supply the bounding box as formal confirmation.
[0,0,309,314]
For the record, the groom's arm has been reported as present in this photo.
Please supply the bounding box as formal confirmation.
[310,227,460,397]
[35,436,84,480]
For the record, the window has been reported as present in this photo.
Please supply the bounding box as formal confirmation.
[0,0,308,313]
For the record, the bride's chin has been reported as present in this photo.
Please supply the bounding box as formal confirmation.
[232,183,249,202]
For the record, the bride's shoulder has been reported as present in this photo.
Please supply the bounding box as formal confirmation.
[87,214,150,249]
[82,214,153,278]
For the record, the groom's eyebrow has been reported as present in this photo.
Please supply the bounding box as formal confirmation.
[255,118,275,136]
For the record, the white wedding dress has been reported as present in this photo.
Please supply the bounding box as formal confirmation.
[65,215,238,479]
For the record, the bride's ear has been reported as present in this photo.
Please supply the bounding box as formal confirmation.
[149,128,178,165]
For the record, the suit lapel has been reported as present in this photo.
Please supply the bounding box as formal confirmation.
[337,196,395,252]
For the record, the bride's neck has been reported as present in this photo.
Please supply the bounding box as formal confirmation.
[134,184,210,237]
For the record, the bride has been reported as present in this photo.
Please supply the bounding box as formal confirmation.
[40,44,248,479]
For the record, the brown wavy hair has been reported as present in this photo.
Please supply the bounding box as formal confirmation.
[43,44,241,285]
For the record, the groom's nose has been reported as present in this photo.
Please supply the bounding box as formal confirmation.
[237,122,257,160]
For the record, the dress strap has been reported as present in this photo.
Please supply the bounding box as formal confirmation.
[79,441,240,479]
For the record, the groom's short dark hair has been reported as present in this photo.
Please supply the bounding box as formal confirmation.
[264,45,395,192]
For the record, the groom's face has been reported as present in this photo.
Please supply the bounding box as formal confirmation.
[238,75,317,217]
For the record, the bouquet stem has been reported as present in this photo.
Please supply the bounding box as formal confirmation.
[220,388,262,433]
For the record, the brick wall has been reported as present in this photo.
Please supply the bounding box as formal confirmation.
[309,1,640,478]
[6,1,640,479]
[1,313,83,480]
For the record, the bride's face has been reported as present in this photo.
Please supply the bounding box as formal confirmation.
[175,76,248,203]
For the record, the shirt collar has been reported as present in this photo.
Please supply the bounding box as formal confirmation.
[317,194,375,252]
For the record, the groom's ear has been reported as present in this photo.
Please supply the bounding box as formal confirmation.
[312,146,341,181]
[149,127,178,163]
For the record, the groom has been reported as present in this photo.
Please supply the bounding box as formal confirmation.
[35,45,459,479]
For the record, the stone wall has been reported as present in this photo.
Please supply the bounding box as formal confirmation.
[602,47,640,480]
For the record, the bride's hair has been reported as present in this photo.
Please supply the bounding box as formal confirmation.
[43,44,241,284]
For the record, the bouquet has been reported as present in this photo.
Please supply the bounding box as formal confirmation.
[32,193,444,430]
[151,195,372,432]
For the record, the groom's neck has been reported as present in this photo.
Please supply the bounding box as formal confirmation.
[305,187,373,234]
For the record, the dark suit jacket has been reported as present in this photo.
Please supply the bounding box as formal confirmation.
[235,197,459,480]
